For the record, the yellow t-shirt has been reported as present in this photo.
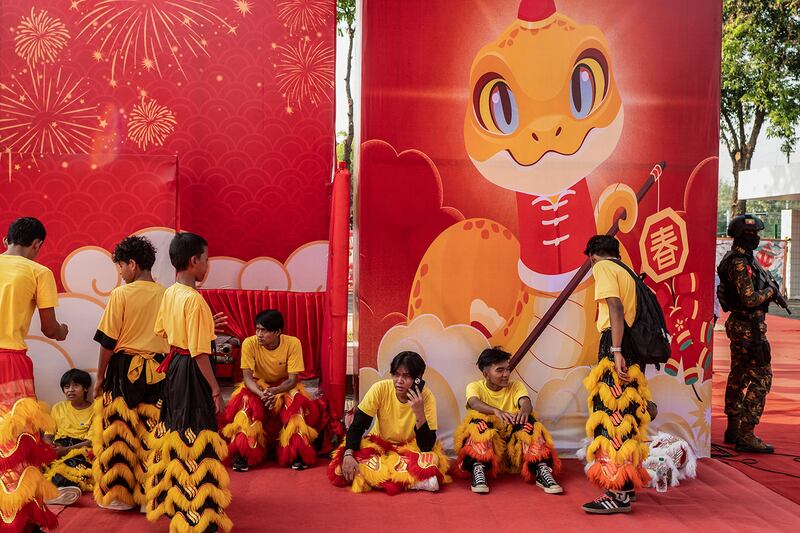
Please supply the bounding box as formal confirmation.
[465,380,529,413]
[96,280,169,355]
[358,379,438,444]
[50,400,94,441]
[592,259,637,332]
[240,334,304,383]
[0,254,58,350]
[154,283,215,357]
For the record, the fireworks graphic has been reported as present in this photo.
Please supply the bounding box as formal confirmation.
[127,97,177,150]
[235,0,253,16]
[0,66,101,155]
[75,0,234,79]
[14,8,71,65]
[274,39,334,109]
[276,0,330,35]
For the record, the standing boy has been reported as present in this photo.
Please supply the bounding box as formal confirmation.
[581,235,651,514]
[0,217,69,532]
[145,232,232,533]
[92,236,170,511]
[454,348,561,495]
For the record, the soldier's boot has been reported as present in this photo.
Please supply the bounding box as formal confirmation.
[735,424,774,454]
[723,417,740,445]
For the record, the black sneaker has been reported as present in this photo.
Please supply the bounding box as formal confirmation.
[470,462,489,494]
[534,463,563,494]
[232,455,249,472]
[582,491,631,514]
[626,490,637,502]
[291,460,308,470]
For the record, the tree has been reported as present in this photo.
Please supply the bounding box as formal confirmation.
[337,0,356,170]
[721,0,800,217]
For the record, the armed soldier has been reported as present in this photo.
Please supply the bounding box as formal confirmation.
[717,214,777,453]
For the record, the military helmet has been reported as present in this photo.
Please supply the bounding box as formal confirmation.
[727,214,765,238]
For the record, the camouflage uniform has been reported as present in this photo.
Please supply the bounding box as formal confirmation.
[718,244,774,451]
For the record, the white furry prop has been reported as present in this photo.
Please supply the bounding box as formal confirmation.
[643,432,698,488]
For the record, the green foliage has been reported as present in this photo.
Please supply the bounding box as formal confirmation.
[337,0,356,36]
[720,0,800,215]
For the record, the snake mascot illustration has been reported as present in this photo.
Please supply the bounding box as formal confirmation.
[408,0,639,393]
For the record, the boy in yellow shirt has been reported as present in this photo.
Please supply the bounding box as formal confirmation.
[0,217,69,532]
[92,236,170,511]
[581,235,651,515]
[44,369,95,506]
[222,309,325,472]
[454,348,562,495]
[144,232,232,533]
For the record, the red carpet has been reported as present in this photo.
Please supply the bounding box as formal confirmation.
[54,456,800,532]
[53,314,800,531]
[711,313,800,505]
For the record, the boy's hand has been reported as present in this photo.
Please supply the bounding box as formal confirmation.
[513,410,528,425]
[57,323,69,341]
[212,392,223,415]
[614,353,629,383]
[407,387,426,421]
[493,409,516,426]
[212,312,228,334]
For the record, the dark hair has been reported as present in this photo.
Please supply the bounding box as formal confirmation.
[168,232,208,271]
[113,236,157,270]
[254,309,284,332]
[477,347,511,371]
[6,217,46,246]
[584,235,620,258]
[60,369,92,393]
[389,351,426,380]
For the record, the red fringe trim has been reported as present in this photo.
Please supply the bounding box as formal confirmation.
[403,451,442,483]
[0,433,56,471]
[1,500,58,533]
[277,434,316,467]
[328,445,380,487]
[586,461,651,490]
[221,388,266,425]
[227,433,266,467]
[380,481,404,496]
[454,444,502,479]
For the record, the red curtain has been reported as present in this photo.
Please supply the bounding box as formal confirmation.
[321,163,351,427]
[200,290,325,381]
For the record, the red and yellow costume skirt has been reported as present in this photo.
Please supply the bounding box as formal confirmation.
[44,437,94,492]
[0,349,58,532]
[144,348,231,532]
[221,382,325,468]
[583,331,652,490]
[92,350,165,508]
[328,435,451,495]
[453,410,560,481]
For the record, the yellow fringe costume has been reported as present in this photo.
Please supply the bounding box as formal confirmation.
[583,355,652,490]
[453,410,560,481]
[328,435,451,495]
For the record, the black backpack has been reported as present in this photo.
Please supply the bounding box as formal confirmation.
[607,259,672,367]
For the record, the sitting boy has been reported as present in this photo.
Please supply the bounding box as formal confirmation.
[44,369,95,506]
[454,348,562,494]
[222,309,325,471]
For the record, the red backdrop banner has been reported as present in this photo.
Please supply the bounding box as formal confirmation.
[357,0,720,455]
[0,0,336,267]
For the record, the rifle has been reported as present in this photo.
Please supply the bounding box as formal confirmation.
[752,261,791,315]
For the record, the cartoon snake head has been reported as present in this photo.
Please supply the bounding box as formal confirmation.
[464,0,623,197]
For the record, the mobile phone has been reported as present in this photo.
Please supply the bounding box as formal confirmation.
[414,377,426,392]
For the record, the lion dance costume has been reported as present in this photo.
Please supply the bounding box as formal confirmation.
[92,279,169,509]
[454,381,560,483]
[328,380,450,495]
[145,283,232,532]
[221,335,325,468]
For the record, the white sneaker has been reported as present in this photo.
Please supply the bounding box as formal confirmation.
[46,486,82,506]
[411,476,440,492]
[97,499,135,511]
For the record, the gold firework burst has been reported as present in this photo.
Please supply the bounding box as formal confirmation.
[127,97,177,149]
[76,0,233,78]
[276,0,330,35]
[235,0,253,16]
[14,8,70,65]
[0,66,101,155]
[275,39,334,108]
